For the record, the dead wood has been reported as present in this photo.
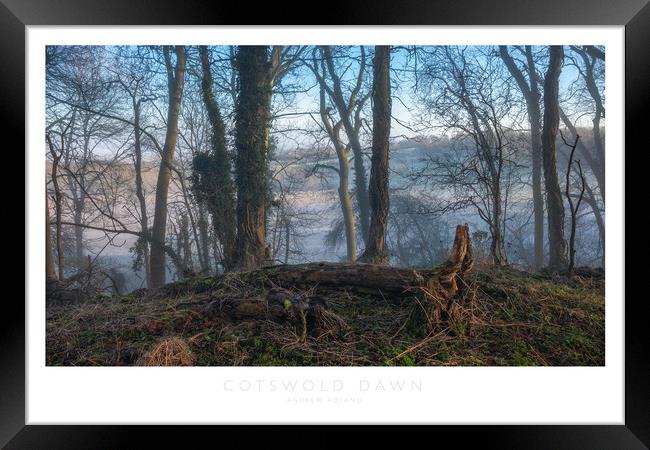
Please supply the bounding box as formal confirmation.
[200,287,332,341]
[197,224,474,336]
[263,223,472,299]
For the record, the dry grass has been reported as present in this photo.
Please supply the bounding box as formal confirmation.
[46,265,605,367]
[139,337,196,366]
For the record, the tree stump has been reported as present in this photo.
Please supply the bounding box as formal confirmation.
[407,224,474,334]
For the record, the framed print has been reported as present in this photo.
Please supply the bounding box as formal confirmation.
[3,0,649,446]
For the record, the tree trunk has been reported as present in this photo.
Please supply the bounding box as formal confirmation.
[530,112,545,270]
[180,214,193,275]
[541,45,568,272]
[360,46,391,264]
[525,47,545,271]
[173,224,183,279]
[196,45,237,271]
[150,46,186,289]
[211,221,223,273]
[197,208,211,273]
[47,134,65,283]
[73,201,84,269]
[499,45,544,270]
[559,108,605,205]
[351,141,371,246]
[265,262,423,296]
[177,175,203,273]
[338,161,357,262]
[321,46,370,244]
[132,99,151,288]
[575,46,605,203]
[284,218,291,264]
[584,183,605,268]
[45,190,57,281]
[564,136,585,278]
[314,56,357,263]
[559,110,605,264]
[67,174,85,270]
[491,190,508,266]
[234,46,272,270]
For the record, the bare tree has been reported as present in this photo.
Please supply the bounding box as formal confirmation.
[562,45,605,267]
[567,45,605,201]
[150,46,187,288]
[360,46,392,263]
[318,46,371,245]
[307,49,358,262]
[47,116,75,282]
[42,44,606,296]
[563,133,585,277]
[109,46,160,287]
[559,111,605,266]
[499,45,545,270]
[414,46,515,265]
[541,45,568,272]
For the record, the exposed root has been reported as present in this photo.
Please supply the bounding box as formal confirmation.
[407,224,474,333]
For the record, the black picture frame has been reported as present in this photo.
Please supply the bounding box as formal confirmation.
[4,0,648,446]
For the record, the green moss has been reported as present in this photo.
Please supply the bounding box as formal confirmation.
[512,350,537,366]
[437,341,450,362]
[46,266,605,367]
[464,355,486,366]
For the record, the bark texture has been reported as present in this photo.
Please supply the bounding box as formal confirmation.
[234,46,272,270]
[541,45,568,272]
[360,46,391,264]
[150,46,187,288]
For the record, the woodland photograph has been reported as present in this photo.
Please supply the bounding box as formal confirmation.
[45,44,606,366]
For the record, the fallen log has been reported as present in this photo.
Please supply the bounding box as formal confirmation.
[263,262,426,299]
[227,224,473,335]
[262,223,473,300]
[172,224,474,337]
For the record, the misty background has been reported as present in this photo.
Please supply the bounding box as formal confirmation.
[45,45,605,293]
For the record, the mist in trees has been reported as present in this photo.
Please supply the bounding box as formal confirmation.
[542,45,569,272]
[45,44,606,295]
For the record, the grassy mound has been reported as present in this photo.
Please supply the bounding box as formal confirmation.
[46,265,604,366]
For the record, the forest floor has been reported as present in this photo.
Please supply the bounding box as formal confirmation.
[46,264,605,366]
